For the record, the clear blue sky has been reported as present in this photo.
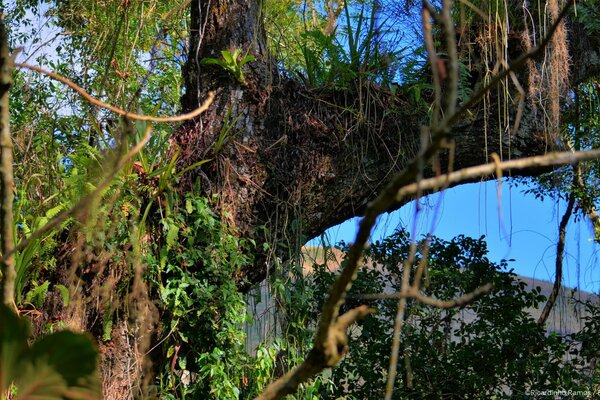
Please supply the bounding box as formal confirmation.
[309,180,600,293]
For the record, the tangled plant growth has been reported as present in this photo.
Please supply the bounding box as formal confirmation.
[0,0,599,399]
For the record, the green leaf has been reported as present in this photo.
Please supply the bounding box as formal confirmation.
[185,198,193,214]
[0,304,30,392]
[28,331,100,394]
[240,55,255,66]
[200,57,226,67]
[166,222,180,251]
[231,49,242,62]
[25,280,50,308]
[55,284,70,307]
[45,204,65,220]
[221,50,234,64]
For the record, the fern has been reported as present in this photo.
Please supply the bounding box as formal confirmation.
[24,281,50,308]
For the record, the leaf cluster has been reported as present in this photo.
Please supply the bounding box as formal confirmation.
[201,50,256,84]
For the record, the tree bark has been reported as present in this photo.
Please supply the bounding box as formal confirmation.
[174,1,599,288]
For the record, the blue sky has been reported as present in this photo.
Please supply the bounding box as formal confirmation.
[310,180,600,293]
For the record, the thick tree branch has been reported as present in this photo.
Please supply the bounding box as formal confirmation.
[0,17,15,309]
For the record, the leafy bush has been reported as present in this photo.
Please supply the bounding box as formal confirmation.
[289,230,597,399]
[146,194,255,398]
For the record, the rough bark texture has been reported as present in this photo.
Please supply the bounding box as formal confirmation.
[174,2,600,288]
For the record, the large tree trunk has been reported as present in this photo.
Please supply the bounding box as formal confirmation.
[174,1,596,288]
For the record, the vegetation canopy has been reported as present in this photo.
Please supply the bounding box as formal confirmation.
[0,0,599,399]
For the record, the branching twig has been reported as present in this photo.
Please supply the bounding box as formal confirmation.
[0,17,15,309]
[538,191,574,325]
[15,62,215,122]
[353,283,494,308]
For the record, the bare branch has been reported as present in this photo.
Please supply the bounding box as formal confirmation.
[538,152,580,326]
[538,192,574,325]
[384,255,413,400]
[396,149,600,201]
[15,62,215,123]
[351,283,494,309]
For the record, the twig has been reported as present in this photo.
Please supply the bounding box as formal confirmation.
[538,191,574,325]
[351,283,494,308]
[15,62,215,122]
[440,0,458,118]
[384,256,413,400]
[421,4,441,125]
[0,17,15,309]
[385,2,459,397]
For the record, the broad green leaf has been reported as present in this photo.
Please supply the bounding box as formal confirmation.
[15,362,69,400]
[221,50,234,64]
[29,331,100,393]
[240,55,255,65]
[0,305,30,392]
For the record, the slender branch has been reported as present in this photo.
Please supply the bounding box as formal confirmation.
[395,149,600,202]
[538,192,574,325]
[537,153,581,325]
[14,62,215,123]
[421,5,441,124]
[0,17,15,309]
[441,0,458,118]
[384,256,412,400]
[353,283,494,309]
